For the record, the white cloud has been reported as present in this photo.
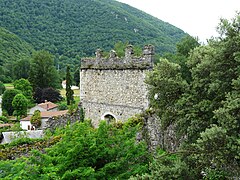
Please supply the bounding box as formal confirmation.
[117,0,239,42]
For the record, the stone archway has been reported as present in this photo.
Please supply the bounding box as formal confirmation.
[101,112,117,124]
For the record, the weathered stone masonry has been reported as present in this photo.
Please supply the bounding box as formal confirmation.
[80,45,154,127]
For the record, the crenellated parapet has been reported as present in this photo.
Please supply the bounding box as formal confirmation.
[81,45,154,70]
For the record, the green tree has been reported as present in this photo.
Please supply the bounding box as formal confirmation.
[29,50,60,91]
[13,58,31,80]
[176,45,218,141]
[176,35,200,56]
[79,107,85,122]
[41,87,62,103]
[30,110,41,128]
[13,78,33,101]
[114,41,142,57]
[0,120,150,179]
[12,94,28,120]
[163,35,200,82]
[114,41,128,57]
[177,13,240,142]
[73,67,80,86]
[66,66,74,105]
[2,89,21,116]
[145,59,188,129]
[0,81,5,95]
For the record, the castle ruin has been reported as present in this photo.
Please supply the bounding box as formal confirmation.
[80,45,154,127]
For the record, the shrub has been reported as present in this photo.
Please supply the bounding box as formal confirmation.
[0,116,8,123]
[0,81,6,95]
[30,110,41,128]
[58,102,68,110]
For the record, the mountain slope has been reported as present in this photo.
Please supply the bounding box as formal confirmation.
[0,0,186,68]
[0,27,34,82]
[0,27,33,66]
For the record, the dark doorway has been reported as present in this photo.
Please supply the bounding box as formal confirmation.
[104,114,116,124]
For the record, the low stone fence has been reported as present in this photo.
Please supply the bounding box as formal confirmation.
[1,130,43,144]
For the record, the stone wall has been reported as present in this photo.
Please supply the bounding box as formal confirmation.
[43,106,82,132]
[141,111,183,152]
[1,130,43,144]
[80,45,154,126]
[81,45,154,70]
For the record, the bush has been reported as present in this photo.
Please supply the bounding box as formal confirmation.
[0,81,6,95]
[30,110,41,128]
[58,102,68,110]
[0,116,8,123]
[9,123,22,131]
[0,120,151,179]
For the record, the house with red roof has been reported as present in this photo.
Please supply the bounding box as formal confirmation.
[20,110,68,130]
[29,101,58,115]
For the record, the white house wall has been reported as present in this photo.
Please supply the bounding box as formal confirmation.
[20,120,32,130]
[29,106,46,115]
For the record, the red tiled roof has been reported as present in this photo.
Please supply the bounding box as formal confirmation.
[41,110,68,118]
[38,101,58,110]
[0,124,14,128]
[20,110,68,121]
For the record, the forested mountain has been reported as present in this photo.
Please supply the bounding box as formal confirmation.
[0,0,186,69]
[0,27,34,82]
[0,27,33,66]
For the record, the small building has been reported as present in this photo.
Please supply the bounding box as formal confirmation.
[62,80,79,90]
[29,101,58,115]
[20,110,68,130]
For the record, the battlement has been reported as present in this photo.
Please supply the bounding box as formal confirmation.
[81,45,154,70]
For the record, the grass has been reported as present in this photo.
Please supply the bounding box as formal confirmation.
[60,88,80,98]
[58,88,80,106]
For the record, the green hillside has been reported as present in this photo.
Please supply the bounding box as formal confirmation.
[0,27,34,82]
[0,0,186,69]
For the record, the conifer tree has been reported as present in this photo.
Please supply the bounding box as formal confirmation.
[66,66,74,105]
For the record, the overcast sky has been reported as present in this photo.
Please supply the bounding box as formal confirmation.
[116,0,239,43]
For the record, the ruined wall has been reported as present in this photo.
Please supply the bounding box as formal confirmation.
[43,106,82,132]
[142,113,182,152]
[80,45,154,127]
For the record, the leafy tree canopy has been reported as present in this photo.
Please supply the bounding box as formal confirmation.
[34,87,62,103]
[144,13,240,179]
[0,27,34,82]
[2,89,21,116]
[30,110,41,129]
[12,93,28,119]
[13,78,33,101]
[0,0,186,71]
[0,81,6,95]
[29,50,60,91]
[66,66,74,105]
[0,120,150,179]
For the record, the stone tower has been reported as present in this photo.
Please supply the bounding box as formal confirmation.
[80,45,154,127]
